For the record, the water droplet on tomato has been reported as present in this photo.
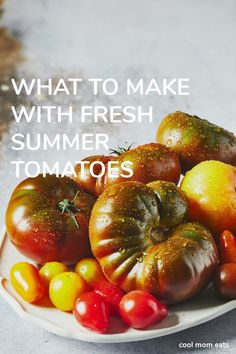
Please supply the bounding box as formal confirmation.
[119,248,126,254]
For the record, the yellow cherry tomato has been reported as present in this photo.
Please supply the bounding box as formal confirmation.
[10,262,46,303]
[49,272,87,311]
[39,262,68,288]
[75,258,105,286]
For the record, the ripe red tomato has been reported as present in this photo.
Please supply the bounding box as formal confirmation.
[119,290,168,329]
[73,291,110,333]
[93,281,125,316]
[219,230,236,264]
[214,263,236,299]
[6,174,95,264]
[74,143,181,196]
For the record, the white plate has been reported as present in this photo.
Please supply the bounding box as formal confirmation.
[0,229,235,343]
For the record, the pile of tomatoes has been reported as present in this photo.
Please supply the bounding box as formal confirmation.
[5,110,236,334]
[10,258,168,333]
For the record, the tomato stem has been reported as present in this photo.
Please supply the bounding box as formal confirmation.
[109,142,133,156]
[58,192,81,229]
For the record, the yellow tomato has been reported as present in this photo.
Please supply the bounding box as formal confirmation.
[181,160,236,235]
[40,262,68,287]
[10,262,46,303]
[49,272,87,311]
[75,258,105,286]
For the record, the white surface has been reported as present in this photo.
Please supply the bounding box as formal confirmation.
[1,229,235,343]
[0,0,236,353]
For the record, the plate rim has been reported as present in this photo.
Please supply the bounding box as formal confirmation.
[1,228,236,343]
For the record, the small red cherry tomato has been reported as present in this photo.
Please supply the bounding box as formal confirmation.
[219,230,236,264]
[214,263,236,299]
[119,290,168,329]
[93,281,125,316]
[73,291,110,333]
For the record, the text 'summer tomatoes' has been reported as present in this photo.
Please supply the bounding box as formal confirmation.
[74,143,181,196]
[6,174,95,264]
[119,290,168,329]
[10,262,46,303]
[73,291,110,333]
[89,181,219,304]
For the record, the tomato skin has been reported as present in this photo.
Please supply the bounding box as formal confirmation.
[75,258,106,286]
[39,262,68,288]
[119,290,168,329]
[105,143,180,189]
[10,262,46,303]
[73,291,110,333]
[93,281,125,316]
[6,174,95,264]
[49,272,87,311]
[219,231,236,264]
[157,111,236,173]
[74,155,112,196]
[89,181,219,304]
[214,263,236,299]
[74,143,181,196]
[147,181,189,228]
[181,161,236,235]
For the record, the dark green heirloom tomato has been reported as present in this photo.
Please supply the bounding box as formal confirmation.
[157,111,236,172]
[74,143,181,196]
[6,174,95,264]
[89,181,218,304]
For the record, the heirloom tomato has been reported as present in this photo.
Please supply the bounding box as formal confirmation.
[6,174,95,264]
[157,111,236,172]
[89,181,218,304]
[181,161,236,235]
[74,143,181,196]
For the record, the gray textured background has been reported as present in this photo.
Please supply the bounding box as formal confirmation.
[0,0,236,353]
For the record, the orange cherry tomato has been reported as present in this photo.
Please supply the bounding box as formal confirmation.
[39,262,68,288]
[75,258,106,286]
[10,262,46,303]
